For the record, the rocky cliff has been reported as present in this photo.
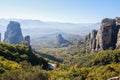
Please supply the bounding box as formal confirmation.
[4,21,23,44]
[85,17,120,51]
[85,29,97,51]
[95,18,119,51]
[116,29,120,48]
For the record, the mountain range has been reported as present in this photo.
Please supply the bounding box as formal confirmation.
[0,19,100,45]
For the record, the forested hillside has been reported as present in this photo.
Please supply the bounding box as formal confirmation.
[0,42,49,80]
[48,49,120,80]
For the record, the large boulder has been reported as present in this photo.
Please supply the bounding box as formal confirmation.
[4,21,23,44]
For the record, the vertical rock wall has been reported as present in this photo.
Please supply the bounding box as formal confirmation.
[85,29,97,51]
[85,17,120,51]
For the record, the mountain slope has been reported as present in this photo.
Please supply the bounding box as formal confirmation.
[0,42,48,68]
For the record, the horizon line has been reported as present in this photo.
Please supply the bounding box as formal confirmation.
[0,17,101,24]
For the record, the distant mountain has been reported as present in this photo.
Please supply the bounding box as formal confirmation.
[31,32,84,48]
[54,34,72,47]
[0,18,100,42]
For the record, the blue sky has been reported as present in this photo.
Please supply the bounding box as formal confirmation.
[0,0,119,23]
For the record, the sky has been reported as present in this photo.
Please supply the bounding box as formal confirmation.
[0,0,120,23]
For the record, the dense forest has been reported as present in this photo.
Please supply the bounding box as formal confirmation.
[47,49,120,80]
[35,46,120,80]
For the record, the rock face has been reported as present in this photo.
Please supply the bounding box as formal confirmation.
[22,35,30,46]
[4,21,23,44]
[85,17,120,51]
[25,35,30,46]
[95,18,119,51]
[85,29,97,51]
[55,34,72,47]
[116,29,120,48]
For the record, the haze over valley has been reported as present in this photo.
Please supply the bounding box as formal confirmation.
[0,19,100,48]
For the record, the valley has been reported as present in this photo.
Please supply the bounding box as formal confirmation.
[0,17,120,80]
[0,0,120,79]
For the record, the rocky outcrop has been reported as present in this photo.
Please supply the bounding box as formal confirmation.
[95,18,118,51]
[55,34,72,47]
[25,35,30,46]
[4,21,23,44]
[85,29,97,51]
[116,17,120,49]
[47,63,56,70]
[22,35,30,46]
[85,17,120,51]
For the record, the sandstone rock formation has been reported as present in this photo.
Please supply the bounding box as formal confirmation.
[116,29,120,48]
[24,35,30,46]
[85,29,97,51]
[85,17,120,51]
[4,21,23,44]
[116,17,120,49]
[95,18,119,51]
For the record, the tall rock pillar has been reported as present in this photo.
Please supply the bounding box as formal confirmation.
[85,29,97,52]
[95,18,119,51]
[4,21,23,44]
[25,35,30,46]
